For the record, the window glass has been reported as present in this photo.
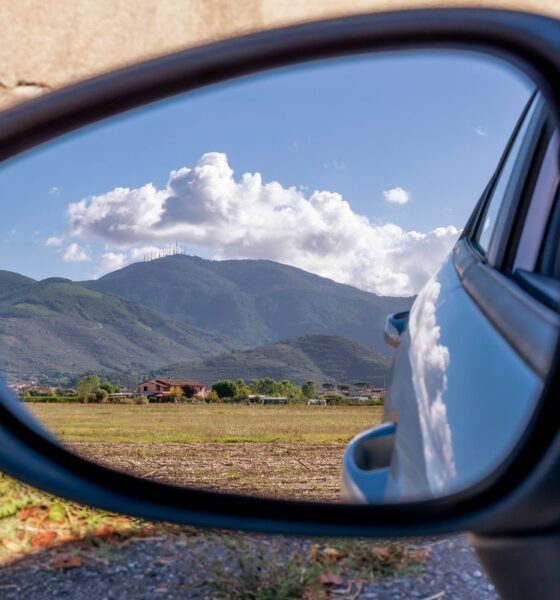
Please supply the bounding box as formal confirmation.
[514,132,559,272]
[477,98,538,252]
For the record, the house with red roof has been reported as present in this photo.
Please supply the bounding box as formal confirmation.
[137,378,207,401]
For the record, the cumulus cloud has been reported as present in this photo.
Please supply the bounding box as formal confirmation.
[99,251,126,272]
[99,245,164,274]
[62,243,91,263]
[383,187,410,205]
[408,270,456,494]
[65,152,459,296]
[45,236,64,247]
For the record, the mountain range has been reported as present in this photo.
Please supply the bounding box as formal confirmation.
[0,272,229,381]
[153,334,391,386]
[0,255,413,382]
[86,255,413,351]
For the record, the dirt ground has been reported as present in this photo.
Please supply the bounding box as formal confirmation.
[0,531,498,599]
[68,441,347,501]
[29,403,376,501]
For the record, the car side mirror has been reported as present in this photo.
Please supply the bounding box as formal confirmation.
[384,311,410,348]
[0,10,559,563]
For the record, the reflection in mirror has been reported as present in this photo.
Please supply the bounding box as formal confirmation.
[0,50,547,504]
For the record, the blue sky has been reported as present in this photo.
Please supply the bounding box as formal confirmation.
[0,50,531,295]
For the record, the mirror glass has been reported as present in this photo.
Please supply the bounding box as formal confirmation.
[0,50,551,504]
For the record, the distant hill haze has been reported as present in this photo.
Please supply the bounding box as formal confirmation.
[152,334,391,386]
[0,256,412,382]
[0,272,230,381]
[87,255,413,352]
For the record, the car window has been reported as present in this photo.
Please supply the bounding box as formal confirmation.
[476,96,540,254]
[514,132,559,272]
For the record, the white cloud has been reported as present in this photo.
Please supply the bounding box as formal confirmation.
[323,159,347,171]
[475,126,487,137]
[408,270,456,494]
[98,245,164,274]
[99,251,127,272]
[49,186,60,196]
[45,236,64,248]
[383,187,410,205]
[62,243,91,263]
[66,152,459,296]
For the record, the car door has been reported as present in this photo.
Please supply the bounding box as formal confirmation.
[344,93,560,503]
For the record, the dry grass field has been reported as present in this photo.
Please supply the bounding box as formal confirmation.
[28,404,382,501]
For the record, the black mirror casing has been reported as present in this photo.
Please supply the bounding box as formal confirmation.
[1,11,560,571]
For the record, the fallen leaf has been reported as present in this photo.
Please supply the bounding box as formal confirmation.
[308,543,318,559]
[322,547,340,563]
[319,571,343,586]
[17,506,35,521]
[18,506,47,524]
[371,546,391,561]
[408,548,430,562]
[30,530,57,548]
[2,538,21,553]
[49,555,83,570]
[56,533,82,545]
[93,524,117,538]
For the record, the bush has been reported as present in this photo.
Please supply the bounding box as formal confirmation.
[78,391,97,404]
[204,390,220,403]
[111,396,134,404]
[168,386,184,402]
[100,381,119,394]
[249,378,303,399]
[76,375,101,402]
[94,388,109,403]
[372,394,385,407]
[20,395,80,403]
[19,393,153,405]
[133,395,149,405]
[212,380,238,398]
[322,392,382,406]
[301,380,317,399]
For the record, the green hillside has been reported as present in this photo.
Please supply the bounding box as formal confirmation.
[153,334,391,386]
[0,256,407,383]
[88,255,413,352]
[0,275,229,381]
[0,270,36,300]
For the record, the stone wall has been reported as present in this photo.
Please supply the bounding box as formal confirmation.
[0,0,558,110]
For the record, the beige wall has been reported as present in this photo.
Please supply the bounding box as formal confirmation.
[0,0,559,111]
[138,381,160,395]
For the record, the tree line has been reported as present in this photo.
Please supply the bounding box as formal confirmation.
[209,378,317,402]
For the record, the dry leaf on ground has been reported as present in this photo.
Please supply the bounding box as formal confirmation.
[371,546,391,561]
[30,531,57,548]
[49,555,83,570]
[319,571,344,586]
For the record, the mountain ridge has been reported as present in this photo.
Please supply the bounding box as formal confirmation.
[87,254,413,352]
[0,255,412,382]
[151,333,391,386]
[0,272,230,381]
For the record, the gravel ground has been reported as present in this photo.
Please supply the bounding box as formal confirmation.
[359,536,497,599]
[0,533,497,599]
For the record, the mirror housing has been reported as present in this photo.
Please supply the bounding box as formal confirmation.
[1,7,560,540]
[384,311,410,348]
[342,422,396,503]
